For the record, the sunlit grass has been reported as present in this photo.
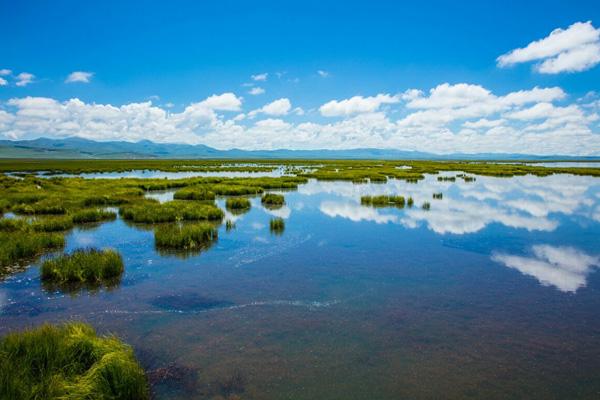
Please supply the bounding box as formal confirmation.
[72,208,117,224]
[0,229,64,273]
[225,197,251,212]
[261,193,285,208]
[40,248,124,291]
[154,223,218,250]
[361,195,405,208]
[0,322,148,399]
[120,200,223,223]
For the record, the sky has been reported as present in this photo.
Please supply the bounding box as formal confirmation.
[1,0,600,155]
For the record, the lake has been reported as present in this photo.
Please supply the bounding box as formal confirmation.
[1,172,600,399]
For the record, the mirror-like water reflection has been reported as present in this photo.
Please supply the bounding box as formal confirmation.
[1,173,599,399]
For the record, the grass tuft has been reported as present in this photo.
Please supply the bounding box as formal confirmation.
[261,193,285,208]
[0,322,149,400]
[72,208,117,224]
[225,197,251,212]
[40,248,124,292]
[361,195,405,208]
[154,223,218,250]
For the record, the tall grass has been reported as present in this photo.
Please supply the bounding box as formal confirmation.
[154,223,218,250]
[0,322,149,399]
[32,216,75,232]
[120,200,223,223]
[225,197,251,211]
[269,217,285,235]
[40,248,124,291]
[72,208,117,223]
[361,195,405,207]
[407,197,414,207]
[0,230,64,272]
[173,186,216,200]
[261,193,285,208]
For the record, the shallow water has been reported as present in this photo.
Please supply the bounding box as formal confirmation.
[1,173,600,399]
[8,168,288,179]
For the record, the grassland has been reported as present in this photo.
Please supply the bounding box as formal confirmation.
[0,322,148,399]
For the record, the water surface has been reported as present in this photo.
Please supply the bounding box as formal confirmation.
[1,173,599,399]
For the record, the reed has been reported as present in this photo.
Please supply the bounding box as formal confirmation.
[173,186,216,201]
[422,201,431,210]
[407,197,414,207]
[0,322,148,399]
[32,216,75,232]
[0,230,64,271]
[120,200,223,223]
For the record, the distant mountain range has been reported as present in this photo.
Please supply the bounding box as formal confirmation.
[0,137,598,160]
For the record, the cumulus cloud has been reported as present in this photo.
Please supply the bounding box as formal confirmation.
[492,245,599,292]
[15,72,35,87]
[1,83,599,155]
[0,78,7,86]
[248,98,292,117]
[497,21,600,73]
[248,87,265,95]
[320,94,400,117]
[65,71,94,83]
[0,69,11,76]
[251,73,268,81]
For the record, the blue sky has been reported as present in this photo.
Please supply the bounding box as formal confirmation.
[1,0,600,154]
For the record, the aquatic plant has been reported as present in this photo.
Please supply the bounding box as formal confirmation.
[432,193,443,199]
[13,198,66,215]
[0,322,149,399]
[173,186,216,201]
[269,217,285,234]
[261,193,285,207]
[225,197,251,211]
[120,200,223,223]
[422,201,431,210]
[72,208,117,224]
[437,176,456,182]
[40,248,124,290]
[32,216,75,232]
[361,195,405,207]
[225,220,236,231]
[154,223,218,250]
[0,230,64,272]
[407,197,414,207]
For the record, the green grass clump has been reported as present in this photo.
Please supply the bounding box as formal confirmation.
[269,217,285,235]
[40,248,124,291]
[210,184,263,196]
[0,230,64,272]
[225,197,251,212]
[361,195,406,207]
[422,201,431,210]
[120,200,223,223]
[173,186,216,200]
[261,193,285,207]
[13,199,66,215]
[72,208,117,224]
[225,220,236,231]
[407,197,414,207]
[437,176,456,182]
[0,322,149,400]
[32,216,74,232]
[154,223,218,250]
[432,193,443,199]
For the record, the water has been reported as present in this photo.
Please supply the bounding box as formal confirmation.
[7,168,287,179]
[1,173,600,399]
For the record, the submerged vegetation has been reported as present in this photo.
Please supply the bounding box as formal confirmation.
[40,248,124,292]
[0,322,148,400]
[361,195,406,208]
[154,223,218,251]
[269,217,285,234]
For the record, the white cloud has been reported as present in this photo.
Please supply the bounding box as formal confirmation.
[492,245,599,292]
[249,98,292,117]
[497,21,600,73]
[1,83,599,155]
[248,87,265,96]
[320,94,400,117]
[15,72,34,87]
[320,201,397,224]
[0,78,7,86]
[251,73,268,81]
[197,92,242,111]
[317,70,330,77]
[0,69,11,76]
[65,71,94,83]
